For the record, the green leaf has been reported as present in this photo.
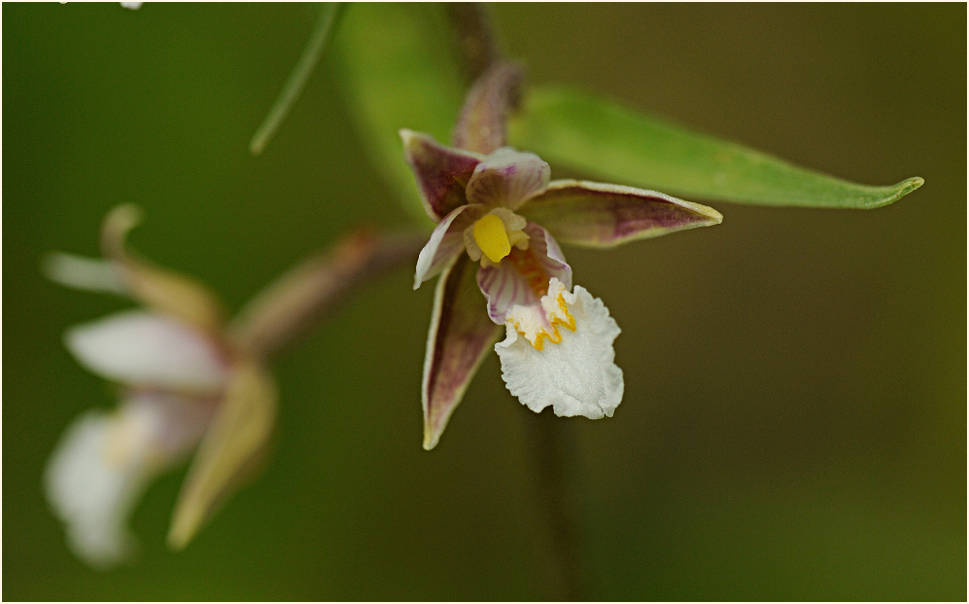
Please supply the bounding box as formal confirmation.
[249,3,344,156]
[332,4,466,223]
[509,86,923,209]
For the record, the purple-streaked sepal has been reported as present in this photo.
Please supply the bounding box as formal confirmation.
[422,255,502,450]
[400,130,483,220]
[452,61,524,155]
[465,148,550,209]
[520,180,723,247]
[476,223,571,324]
[413,205,483,289]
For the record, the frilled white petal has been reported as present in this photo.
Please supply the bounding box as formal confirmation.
[65,311,227,393]
[45,394,212,568]
[495,282,623,419]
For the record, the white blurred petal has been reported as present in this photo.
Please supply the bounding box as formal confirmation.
[496,281,623,419]
[45,411,143,568]
[65,311,227,393]
[43,252,127,294]
[45,394,212,568]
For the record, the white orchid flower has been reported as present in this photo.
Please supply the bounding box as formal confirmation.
[401,131,723,449]
[44,205,275,568]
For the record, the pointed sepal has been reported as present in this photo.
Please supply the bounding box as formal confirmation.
[400,130,482,220]
[520,180,722,247]
[422,255,502,450]
[167,359,277,549]
[452,61,524,155]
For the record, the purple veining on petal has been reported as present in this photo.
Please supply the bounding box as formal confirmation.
[520,180,722,247]
[465,148,551,209]
[400,130,483,220]
[475,223,572,325]
[422,256,503,450]
[413,205,482,289]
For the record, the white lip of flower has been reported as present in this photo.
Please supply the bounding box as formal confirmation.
[496,277,623,419]
[45,393,213,568]
[46,310,226,568]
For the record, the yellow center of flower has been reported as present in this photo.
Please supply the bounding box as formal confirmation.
[472,214,512,264]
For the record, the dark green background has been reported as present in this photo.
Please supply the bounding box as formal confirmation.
[3,3,965,600]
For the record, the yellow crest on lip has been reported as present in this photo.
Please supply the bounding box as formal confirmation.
[472,214,512,264]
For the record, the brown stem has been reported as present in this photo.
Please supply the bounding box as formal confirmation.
[446,3,500,84]
[228,229,425,360]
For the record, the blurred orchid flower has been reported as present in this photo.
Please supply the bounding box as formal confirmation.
[44,205,276,568]
[402,130,723,449]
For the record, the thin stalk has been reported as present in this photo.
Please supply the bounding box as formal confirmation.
[249,3,343,156]
[446,3,499,84]
[525,412,590,601]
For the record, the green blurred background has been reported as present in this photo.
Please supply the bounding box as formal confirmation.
[3,3,965,600]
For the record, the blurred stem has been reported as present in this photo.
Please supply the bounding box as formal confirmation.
[525,412,590,601]
[228,229,424,360]
[249,3,343,155]
[446,3,499,84]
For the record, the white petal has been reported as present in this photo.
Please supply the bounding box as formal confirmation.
[45,394,212,568]
[495,283,623,419]
[45,411,142,568]
[42,252,127,294]
[65,311,227,393]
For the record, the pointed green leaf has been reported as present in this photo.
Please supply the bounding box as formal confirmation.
[168,360,277,549]
[332,4,466,223]
[509,86,923,210]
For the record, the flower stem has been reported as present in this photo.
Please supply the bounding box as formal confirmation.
[228,229,425,359]
[249,3,343,156]
[446,3,500,84]
[524,412,591,601]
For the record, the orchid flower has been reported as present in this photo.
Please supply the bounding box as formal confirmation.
[44,205,276,568]
[402,130,723,450]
